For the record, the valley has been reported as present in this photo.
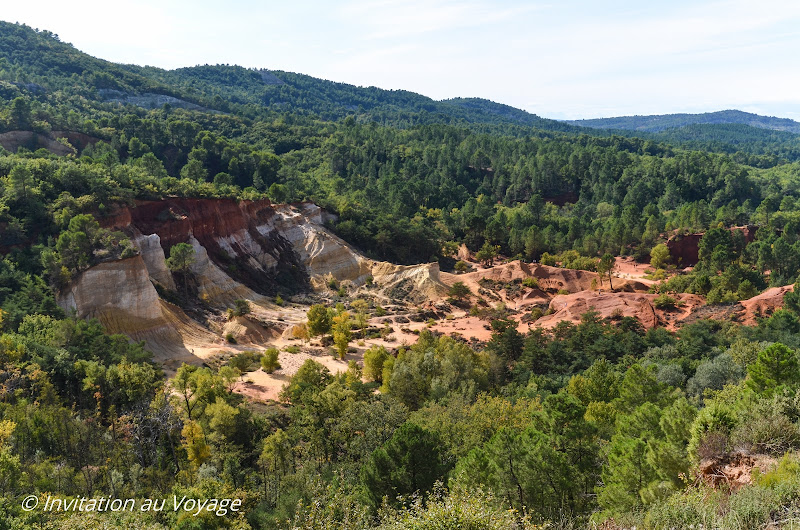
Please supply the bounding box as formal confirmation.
[2,20,800,529]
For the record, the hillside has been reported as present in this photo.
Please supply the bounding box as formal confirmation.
[0,21,576,135]
[2,20,800,530]
[567,109,800,133]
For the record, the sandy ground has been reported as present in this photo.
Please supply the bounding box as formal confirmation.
[163,256,790,404]
[614,256,657,284]
[233,346,361,402]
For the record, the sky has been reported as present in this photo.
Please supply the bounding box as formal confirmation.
[4,0,800,120]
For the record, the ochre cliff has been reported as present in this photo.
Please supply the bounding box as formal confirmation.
[57,255,215,366]
[100,199,446,301]
[61,199,447,360]
[666,226,757,267]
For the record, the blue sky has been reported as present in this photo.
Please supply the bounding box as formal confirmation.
[4,0,800,120]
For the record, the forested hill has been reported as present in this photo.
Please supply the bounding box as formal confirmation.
[5,19,800,530]
[567,109,800,133]
[157,67,581,132]
[0,21,576,133]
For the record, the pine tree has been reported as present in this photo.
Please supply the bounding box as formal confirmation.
[747,342,800,395]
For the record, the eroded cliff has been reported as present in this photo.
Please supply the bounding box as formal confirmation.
[60,199,447,360]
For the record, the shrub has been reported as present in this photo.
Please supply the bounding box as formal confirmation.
[307,304,332,337]
[291,323,309,342]
[688,402,737,460]
[261,347,281,373]
[225,333,237,344]
[447,281,472,301]
[707,286,738,305]
[730,397,800,454]
[686,353,743,397]
[650,243,671,270]
[229,351,261,372]
[644,487,719,530]
[363,345,390,382]
[723,484,784,529]
[377,484,536,530]
[275,294,284,306]
[653,293,677,309]
[539,252,556,266]
[231,299,250,317]
[522,277,538,288]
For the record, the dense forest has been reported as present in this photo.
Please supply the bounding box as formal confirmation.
[567,109,800,134]
[1,21,800,529]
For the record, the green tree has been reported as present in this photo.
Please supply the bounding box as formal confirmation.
[364,345,390,382]
[261,347,281,374]
[9,97,31,129]
[258,428,292,504]
[361,422,450,507]
[351,299,369,332]
[597,253,616,289]
[332,311,352,360]
[475,241,499,267]
[268,183,288,203]
[650,243,670,270]
[166,242,196,295]
[307,304,332,337]
[447,281,472,302]
[784,284,800,314]
[280,359,332,404]
[7,165,33,202]
[747,342,800,396]
[232,299,250,317]
[180,159,208,181]
[182,420,211,469]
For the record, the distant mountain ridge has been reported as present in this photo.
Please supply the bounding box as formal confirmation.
[567,110,800,134]
[0,21,578,134]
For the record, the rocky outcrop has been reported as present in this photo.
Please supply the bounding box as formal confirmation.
[101,199,446,305]
[441,261,600,297]
[536,291,704,329]
[63,199,446,361]
[666,233,702,267]
[0,130,100,155]
[0,130,74,156]
[667,226,758,267]
[738,284,793,325]
[57,255,215,365]
[101,198,310,301]
[221,316,281,343]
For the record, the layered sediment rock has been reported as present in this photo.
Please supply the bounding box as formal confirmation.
[57,255,214,363]
[62,199,446,359]
[100,198,445,302]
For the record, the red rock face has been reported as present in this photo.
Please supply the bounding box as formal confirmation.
[102,198,274,246]
[666,233,703,267]
[666,226,758,267]
[101,198,307,295]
